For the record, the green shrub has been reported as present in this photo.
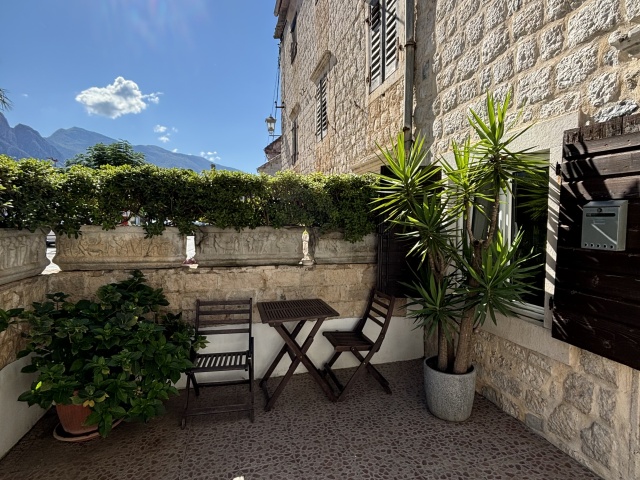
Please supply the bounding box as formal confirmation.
[0,155,59,231]
[0,156,378,241]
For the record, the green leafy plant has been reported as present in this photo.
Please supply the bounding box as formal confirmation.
[3,271,205,437]
[65,141,146,168]
[374,92,547,375]
[0,153,378,241]
[0,155,60,231]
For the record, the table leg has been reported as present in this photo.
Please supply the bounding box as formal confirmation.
[260,321,306,411]
[271,320,337,406]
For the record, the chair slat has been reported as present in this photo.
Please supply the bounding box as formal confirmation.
[367,313,385,327]
[197,308,252,316]
[369,305,388,317]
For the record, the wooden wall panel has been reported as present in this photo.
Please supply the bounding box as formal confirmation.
[553,113,640,371]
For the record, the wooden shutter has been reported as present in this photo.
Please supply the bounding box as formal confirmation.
[315,75,328,140]
[369,2,382,89]
[384,0,398,77]
[290,14,298,64]
[553,115,640,370]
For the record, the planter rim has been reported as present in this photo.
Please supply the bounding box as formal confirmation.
[424,356,475,376]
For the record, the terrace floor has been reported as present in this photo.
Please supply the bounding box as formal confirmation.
[0,359,602,480]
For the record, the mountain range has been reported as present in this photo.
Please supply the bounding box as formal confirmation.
[0,113,236,171]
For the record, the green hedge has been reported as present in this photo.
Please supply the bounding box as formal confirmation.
[0,155,377,241]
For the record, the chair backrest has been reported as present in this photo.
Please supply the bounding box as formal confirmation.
[355,290,396,349]
[195,299,253,343]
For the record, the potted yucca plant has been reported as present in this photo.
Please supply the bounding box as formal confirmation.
[374,92,547,421]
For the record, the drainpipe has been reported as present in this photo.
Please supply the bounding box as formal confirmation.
[403,0,416,154]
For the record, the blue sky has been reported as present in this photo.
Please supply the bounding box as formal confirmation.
[0,1,281,172]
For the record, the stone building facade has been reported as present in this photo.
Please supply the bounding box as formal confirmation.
[271,1,640,479]
[271,0,406,174]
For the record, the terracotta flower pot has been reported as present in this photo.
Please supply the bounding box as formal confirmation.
[55,402,97,435]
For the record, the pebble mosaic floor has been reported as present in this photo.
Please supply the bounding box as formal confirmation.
[0,359,602,480]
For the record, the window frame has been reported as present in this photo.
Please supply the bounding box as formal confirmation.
[368,0,399,92]
[315,74,328,141]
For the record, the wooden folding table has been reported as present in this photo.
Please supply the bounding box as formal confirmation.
[257,298,339,411]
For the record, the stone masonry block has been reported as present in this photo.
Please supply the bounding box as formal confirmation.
[515,37,538,72]
[564,373,595,414]
[540,92,582,117]
[446,16,458,37]
[507,0,524,14]
[466,15,484,46]
[547,0,571,21]
[540,25,565,61]
[493,55,514,84]
[628,0,640,22]
[548,403,583,441]
[482,29,510,64]
[458,79,478,103]
[441,88,458,112]
[443,109,466,135]
[437,64,458,88]
[485,0,507,31]
[489,369,523,398]
[525,413,544,431]
[517,66,552,107]
[459,0,480,24]
[436,0,455,22]
[457,48,481,80]
[556,45,598,90]
[581,422,614,468]
[519,363,548,390]
[568,0,619,47]
[527,351,553,374]
[525,389,548,415]
[581,349,619,386]
[597,388,617,427]
[512,1,544,40]
[588,71,619,107]
[480,67,493,93]
[442,37,465,67]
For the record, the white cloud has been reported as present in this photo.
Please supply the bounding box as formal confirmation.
[172,148,178,153]
[158,135,170,143]
[22,93,29,98]
[154,125,167,133]
[75,76,161,119]
[200,150,221,163]
[172,127,178,133]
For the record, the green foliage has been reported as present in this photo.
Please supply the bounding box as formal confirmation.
[374,91,547,374]
[66,141,146,168]
[4,271,205,438]
[0,155,60,231]
[0,153,377,240]
[0,87,12,111]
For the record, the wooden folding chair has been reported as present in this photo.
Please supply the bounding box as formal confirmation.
[181,298,254,428]
[322,290,396,401]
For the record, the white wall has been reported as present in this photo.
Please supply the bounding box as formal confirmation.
[0,355,46,459]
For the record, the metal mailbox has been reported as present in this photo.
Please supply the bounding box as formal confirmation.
[581,200,628,251]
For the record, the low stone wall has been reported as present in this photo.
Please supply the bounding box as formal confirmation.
[47,263,377,325]
[0,275,49,371]
[0,229,49,286]
[474,329,640,480]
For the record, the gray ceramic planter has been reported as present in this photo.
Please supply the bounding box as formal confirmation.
[423,356,477,422]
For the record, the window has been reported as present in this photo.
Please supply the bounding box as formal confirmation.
[291,119,299,165]
[290,14,298,64]
[315,74,328,140]
[369,0,398,90]
[471,159,550,318]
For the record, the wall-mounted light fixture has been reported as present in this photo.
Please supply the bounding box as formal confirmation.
[265,102,285,136]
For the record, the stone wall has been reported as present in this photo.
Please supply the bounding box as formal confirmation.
[474,329,640,480]
[0,275,48,371]
[0,262,378,373]
[414,0,640,153]
[277,0,405,173]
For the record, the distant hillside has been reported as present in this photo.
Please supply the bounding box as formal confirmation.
[0,113,236,171]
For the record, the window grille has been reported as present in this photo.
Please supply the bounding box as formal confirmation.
[315,74,328,140]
